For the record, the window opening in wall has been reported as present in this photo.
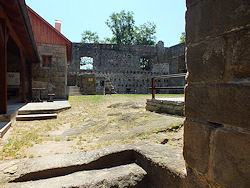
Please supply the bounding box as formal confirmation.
[80,56,94,70]
[41,55,52,67]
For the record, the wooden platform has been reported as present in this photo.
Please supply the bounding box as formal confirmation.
[16,114,57,121]
[0,100,71,137]
[0,122,11,138]
[18,100,71,115]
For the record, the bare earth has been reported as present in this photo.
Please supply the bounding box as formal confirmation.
[0,94,184,160]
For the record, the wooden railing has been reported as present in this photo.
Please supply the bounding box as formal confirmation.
[150,73,186,99]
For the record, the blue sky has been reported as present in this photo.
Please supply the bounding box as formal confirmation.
[26,0,186,47]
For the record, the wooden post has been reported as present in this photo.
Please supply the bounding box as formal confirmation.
[20,51,26,102]
[152,77,155,99]
[0,21,7,114]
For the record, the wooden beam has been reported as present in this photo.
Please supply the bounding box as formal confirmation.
[20,50,26,102]
[0,21,8,114]
[152,78,155,99]
[0,5,24,53]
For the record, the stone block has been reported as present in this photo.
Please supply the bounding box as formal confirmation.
[212,128,250,187]
[186,0,250,45]
[187,30,250,83]
[184,119,216,173]
[185,84,250,128]
[186,37,225,83]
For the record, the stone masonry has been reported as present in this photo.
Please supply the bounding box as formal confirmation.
[68,42,186,94]
[184,0,250,187]
[32,44,67,99]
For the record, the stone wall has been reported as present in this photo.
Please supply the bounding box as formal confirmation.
[146,98,184,116]
[184,0,250,187]
[32,44,67,99]
[69,42,186,94]
[77,73,96,95]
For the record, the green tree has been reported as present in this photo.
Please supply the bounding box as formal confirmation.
[81,30,100,43]
[134,22,156,45]
[105,10,135,45]
[179,32,185,43]
[106,10,156,45]
[81,10,157,45]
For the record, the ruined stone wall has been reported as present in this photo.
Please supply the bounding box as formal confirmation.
[184,0,250,187]
[32,44,67,99]
[69,42,185,94]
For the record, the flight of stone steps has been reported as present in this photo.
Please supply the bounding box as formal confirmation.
[105,79,116,94]
[68,85,82,95]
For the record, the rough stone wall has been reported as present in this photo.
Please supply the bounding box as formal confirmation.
[32,44,67,99]
[69,42,185,94]
[77,73,96,95]
[167,44,186,91]
[184,0,250,187]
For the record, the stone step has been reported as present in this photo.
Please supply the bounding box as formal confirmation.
[69,92,82,95]
[16,114,57,121]
[0,121,11,138]
[68,89,81,92]
[3,163,146,188]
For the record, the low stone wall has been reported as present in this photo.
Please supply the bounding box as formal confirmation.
[146,98,184,116]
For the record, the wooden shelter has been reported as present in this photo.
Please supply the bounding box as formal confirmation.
[0,0,39,114]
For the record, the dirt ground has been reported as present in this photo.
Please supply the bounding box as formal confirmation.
[0,94,184,160]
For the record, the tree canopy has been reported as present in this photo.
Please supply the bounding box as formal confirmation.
[81,30,99,43]
[81,10,157,45]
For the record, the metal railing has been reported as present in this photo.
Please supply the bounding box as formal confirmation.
[150,73,186,99]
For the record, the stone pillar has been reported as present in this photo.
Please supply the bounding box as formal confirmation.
[184,0,250,187]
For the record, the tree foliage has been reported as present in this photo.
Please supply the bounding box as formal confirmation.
[81,10,157,45]
[134,22,156,45]
[179,32,185,43]
[81,30,100,43]
[105,11,156,45]
[105,10,135,45]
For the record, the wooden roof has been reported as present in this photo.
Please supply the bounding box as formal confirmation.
[27,6,71,62]
[0,0,40,62]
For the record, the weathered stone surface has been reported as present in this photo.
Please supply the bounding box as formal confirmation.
[212,128,250,187]
[0,142,185,187]
[185,83,250,128]
[186,0,250,45]
[186,30,250,83]
[146,98,184,116]
[185,0,250,187]
[183,119,216,174]
[3,164,146,188]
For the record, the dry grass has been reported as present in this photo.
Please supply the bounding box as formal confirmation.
[0,94,184,160]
